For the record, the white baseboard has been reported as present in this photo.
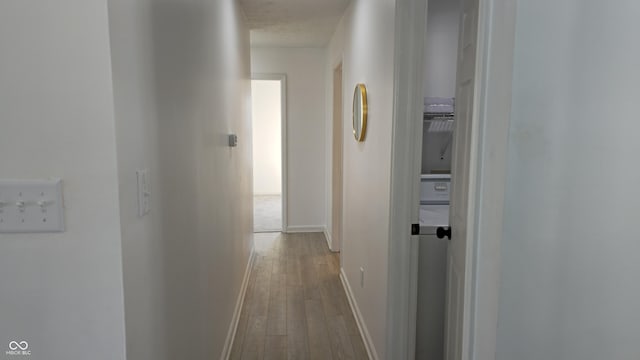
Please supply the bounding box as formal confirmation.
[221,248,256,360]
[323,226,339,253]
[285,225,325,233]
[340,269,379,360]
[323,226,333,251]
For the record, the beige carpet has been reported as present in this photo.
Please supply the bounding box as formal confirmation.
[253,194,282,232]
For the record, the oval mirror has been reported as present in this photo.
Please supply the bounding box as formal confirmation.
[352,84,368,142]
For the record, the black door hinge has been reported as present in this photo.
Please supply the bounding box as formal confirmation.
[411,223,420,235]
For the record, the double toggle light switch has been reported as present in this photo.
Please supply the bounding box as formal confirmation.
[0,179,65,233]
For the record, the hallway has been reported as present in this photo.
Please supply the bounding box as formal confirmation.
[230,233,368,359]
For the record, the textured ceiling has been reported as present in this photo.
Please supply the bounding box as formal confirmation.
[239,0,351,47]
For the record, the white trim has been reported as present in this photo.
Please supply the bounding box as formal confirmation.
[328,58,344,253]
[221,249,256,360]
[251,73,288,232]
[323,226,338,252]
[340,269,378,360]
[386,0,516,359]
[324,227,332,244]
[285,225,325,233]
[331,54,344,72]
[385,0,427,359]
[468,1,516,358]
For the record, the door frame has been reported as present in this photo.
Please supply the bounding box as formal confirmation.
[385,0,517,359]
[330,60,344,253]
[251,73,288,232]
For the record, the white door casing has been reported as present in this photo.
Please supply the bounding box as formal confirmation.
[332,63,343,252]
[445,0,479,358]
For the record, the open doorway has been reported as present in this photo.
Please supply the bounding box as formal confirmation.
[415,0,460,358]
[386,0,515,358]
[251,75,287,233]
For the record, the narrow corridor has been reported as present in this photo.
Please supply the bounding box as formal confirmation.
[230,233,368,359]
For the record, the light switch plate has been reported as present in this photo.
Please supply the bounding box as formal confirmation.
[0,178,65,233]
[136,169,150,216]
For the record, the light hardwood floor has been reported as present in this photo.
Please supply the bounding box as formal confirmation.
[230,232,368,360]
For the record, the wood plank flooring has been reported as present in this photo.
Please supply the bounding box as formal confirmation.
[230,232,368,360]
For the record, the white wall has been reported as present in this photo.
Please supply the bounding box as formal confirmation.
[326,1,397,357]
[0,2,127,359]
[252,80,282,195]
[422,0,460,98]
[421,0,460,174]
[496,1,640,359]
[251,47,327,231]
[108,1,253,359]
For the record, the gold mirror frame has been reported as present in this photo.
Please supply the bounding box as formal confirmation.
[352,83,368,142]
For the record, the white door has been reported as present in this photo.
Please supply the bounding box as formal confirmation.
[445,0,479,358]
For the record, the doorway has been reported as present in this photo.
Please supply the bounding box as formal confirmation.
[331,62,343,252]
[415,0,460,358]
[385,0,516,359]
[251,76,287,233]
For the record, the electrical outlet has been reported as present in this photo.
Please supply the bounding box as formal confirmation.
[136,169,151,216]
[360,267,365,288]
